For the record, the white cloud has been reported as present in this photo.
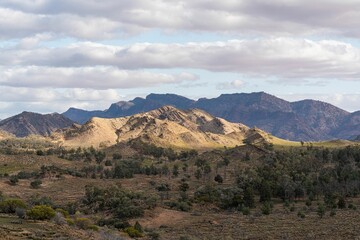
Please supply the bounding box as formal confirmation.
[279,93,360,112]
[1,0,360,39]
[217,80,245,90]
[0,66,196,89]
[0,87,124,118]
[2,38,360,81]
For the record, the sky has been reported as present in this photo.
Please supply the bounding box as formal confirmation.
[1,0,360,119]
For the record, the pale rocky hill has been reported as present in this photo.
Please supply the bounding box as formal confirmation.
[54,106,287,149]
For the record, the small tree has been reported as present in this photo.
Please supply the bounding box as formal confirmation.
[214,174,223,184]
[0,199,27,213]
[337,197,346,209]
[134,221,143,233]
[317,203,326,218]
[261,202,273,215]
[30,179,42,189]
[27,205,56,220]
[9,175,19,185]
[195,169,202,180]
[243,186,255,208]
[15,207,26,219]
[172,165,179,177]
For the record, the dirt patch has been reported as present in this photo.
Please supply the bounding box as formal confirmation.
[138,207,188,229]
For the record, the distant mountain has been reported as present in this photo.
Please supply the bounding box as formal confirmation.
[62,92,359,141]
[332,111,360,140]
[63,94,196,123]
[55,106,289,149]
[0,112,74,137]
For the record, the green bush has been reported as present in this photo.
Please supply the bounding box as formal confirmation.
[9,175,19,185]
[317,203,326,218]
[330,209,336,217]
[30,179,42,189]
[297,211,305,218]
[66,218,75,226]
[55,208,70,218]
[88,224,99,231]
[75,217,92,229]
[27,205,56,220]
[261,202,273,215]
[15,207,26,219]
[242,207,250,215]
[124,226,143,238]
[337,197,346,209]
[0,199,27,213]
[134,221,143,233]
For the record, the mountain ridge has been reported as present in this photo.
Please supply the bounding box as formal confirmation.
[63,92,357,141]
[0,111,75,137]
[55,105,288,149]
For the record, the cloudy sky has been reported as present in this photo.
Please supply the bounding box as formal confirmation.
[1,0,360,118]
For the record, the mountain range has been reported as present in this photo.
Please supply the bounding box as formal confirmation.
[63,92,360,141]
[53,105,290,149]
[0,112,74,137]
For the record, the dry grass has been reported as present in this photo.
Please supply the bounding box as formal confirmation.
[138,205,360,240]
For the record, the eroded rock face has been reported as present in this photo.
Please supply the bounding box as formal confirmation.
[54,106,278,149]
[0,112,74,137]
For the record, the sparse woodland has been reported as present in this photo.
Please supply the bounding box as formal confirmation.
[1,138,360,239]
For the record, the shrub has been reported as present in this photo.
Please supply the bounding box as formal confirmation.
[66,218,75,226]
[330,209,336,217]
[17,171,33,179]
[124,226,143,238]
[317,203,326,218]
[36,150,45,156]
[290,204,296,212]
[147,231,161,240]
[297,211,305,218]
[214,174,223,184]
[27,205,56,220]
[337,197,346,209]
[15,207,26,219]
[348,203,357,210]
[53,212,67,225]
[30,179,42,189]
[28,195,54,207]
[9,175,19,185]
[112,153,122,160]
[0,199,27,213]
[242,207,250,215]
[75,217,92,229]
[55,208,70,218]
[88,224,99,231]
[261,202,273,215]
[134,221,143,233]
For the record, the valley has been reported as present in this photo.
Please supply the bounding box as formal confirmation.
[0,128,360,239]
[0,102,359,240]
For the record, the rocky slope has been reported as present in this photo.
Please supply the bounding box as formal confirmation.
[0,112,74,137]
[63,92,358,141]
[55,106,286,149]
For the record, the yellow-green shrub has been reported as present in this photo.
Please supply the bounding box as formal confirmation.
[27,205,55,220]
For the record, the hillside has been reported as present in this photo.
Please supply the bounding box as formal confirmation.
[331,111,360,140]
[55,106,288,149]
[0,112,74,137]
[63,92,358,141]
